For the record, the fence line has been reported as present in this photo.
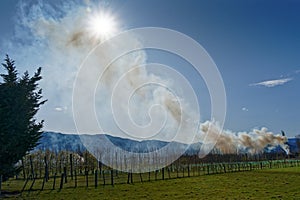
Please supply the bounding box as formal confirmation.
[19,159,300,191]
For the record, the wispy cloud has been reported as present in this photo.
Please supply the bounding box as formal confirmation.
[250,78,293,88]
[242,107,248,112]
[55,106,67,112]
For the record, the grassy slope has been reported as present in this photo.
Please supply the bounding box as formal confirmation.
[3,167,300,200]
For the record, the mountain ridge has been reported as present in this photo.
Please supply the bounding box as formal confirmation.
[36,132,299,155]
[36,131,201,155]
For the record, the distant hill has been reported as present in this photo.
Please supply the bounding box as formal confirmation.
[37,132,85,152]
[36,132,202,155]
[36,132,299,155]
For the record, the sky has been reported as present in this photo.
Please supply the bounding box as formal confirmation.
[0,0,300,139]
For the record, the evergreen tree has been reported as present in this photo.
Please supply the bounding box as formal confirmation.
[0,55,46,187]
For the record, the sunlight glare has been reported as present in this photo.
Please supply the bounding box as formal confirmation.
[88,11,118,40]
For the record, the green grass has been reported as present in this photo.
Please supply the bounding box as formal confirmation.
[2,166,300,199]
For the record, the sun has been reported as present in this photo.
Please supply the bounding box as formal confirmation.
[87,11,118,40]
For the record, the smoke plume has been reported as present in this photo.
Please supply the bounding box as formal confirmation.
[2,0,199,144]
[200,121,289,155]
[0,0,290,157]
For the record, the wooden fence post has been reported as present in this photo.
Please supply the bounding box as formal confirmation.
[59,173,64,190]
[41,176,46,190]
[39,157,42,179]
[127,172,130,184]
[139,173,143,183]
[103,171,106,186]
[70,154,73,180]
[95,170,98,188]
[111,170,114,187]
[99,161,102,174]
[74,171,77,188]
[52,173,57,190]
[85,167,89,187]
[64,167,67,183]
[44,156,49,182]
[30,156,34,180]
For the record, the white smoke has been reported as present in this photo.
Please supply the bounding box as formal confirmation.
[3,0,199,143]
[1,0,289,156]
[200,121,289,155]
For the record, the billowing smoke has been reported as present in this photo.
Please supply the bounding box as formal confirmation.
[1,0,289,159]
[201,121,289,155]
[3,0,199,144]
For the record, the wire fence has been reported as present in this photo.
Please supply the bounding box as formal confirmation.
[20,159,300,191]
[13,150,300,191]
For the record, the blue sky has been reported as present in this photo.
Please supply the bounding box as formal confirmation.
[0,0,300,137]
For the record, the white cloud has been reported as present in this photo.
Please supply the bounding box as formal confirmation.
[55,107,63,111]
[242,107,248,112]
[55,107,67,112]
[250,78,293,88]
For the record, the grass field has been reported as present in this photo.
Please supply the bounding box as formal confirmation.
[2,166,300,199]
